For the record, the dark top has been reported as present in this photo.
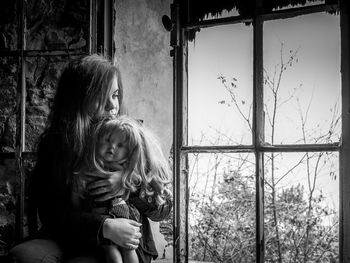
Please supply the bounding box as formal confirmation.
[30,132,172,260]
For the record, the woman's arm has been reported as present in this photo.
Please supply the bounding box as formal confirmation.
[84,168,173,222]
[32,135,106,246]
[102,218,141,249]
[32,134,141,248]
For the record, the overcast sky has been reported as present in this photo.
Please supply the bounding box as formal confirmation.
[187,11,340,212]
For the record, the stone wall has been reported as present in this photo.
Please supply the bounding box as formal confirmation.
[0,0,89,256]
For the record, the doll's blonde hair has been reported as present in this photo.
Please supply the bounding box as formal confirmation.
[87,115,171,192]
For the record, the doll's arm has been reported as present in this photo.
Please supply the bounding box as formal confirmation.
[129,182,173,222]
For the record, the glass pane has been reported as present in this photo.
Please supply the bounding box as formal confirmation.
[188,24,253,146]
[0,57,17,153]
[269,0,325,11]
[264,152,339,262]
[26,0,89,51]
[25,56,71,151]
[0,0,18,51]
[188,153,256,262]
[23,158,37,238]
[263,12,340,145]
[0,159,17,254]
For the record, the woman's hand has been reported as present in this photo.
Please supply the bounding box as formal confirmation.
[103,218,142,249]
[85,162,125,201]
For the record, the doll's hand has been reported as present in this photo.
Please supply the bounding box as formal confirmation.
[162,188,173,199]
[139,179,172,206]
[149,177,164,194]
[103,218,142,249]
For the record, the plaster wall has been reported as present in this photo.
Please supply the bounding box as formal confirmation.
[113,0,173,259]
[114,0,173,156]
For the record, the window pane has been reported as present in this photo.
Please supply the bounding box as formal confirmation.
[23,158,36,238]
[188,153,256,262]
[0,159,17,253]
[25,56,72,151]
[26,0,89,51]
[0,57,17,153]
[188,24,253,146]
[264,152,339,262]
[0,0,17,51]
[263,13,340,145]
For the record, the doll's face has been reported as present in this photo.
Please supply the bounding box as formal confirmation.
[97,129,129,164]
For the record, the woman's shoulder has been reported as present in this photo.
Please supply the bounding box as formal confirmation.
[39,131,61,144]
[37,131,64,155]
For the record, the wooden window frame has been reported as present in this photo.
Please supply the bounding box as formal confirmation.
[171,0,350,262]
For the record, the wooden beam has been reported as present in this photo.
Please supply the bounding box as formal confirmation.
[184,4,338,30]
[254,10,265,263]
[260,143,339,152]
[89,0,97,54]
[340,0,350,261]
[103,0,113,58]
[181,143,339,153]
[185,15,252,30]
[172,1,186,262]
[261,3,339,21]
[181,145,255,153]
[15,0,26,242]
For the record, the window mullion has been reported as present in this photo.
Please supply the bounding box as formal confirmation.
[15,0,26,242]
[253,7,265,263]
[173,1,188,262]
[103,0,113,58]
[340,0,350,261]
[89,0,97,54]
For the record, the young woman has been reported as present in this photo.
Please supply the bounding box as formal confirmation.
[10,54,172,262]
[74,115,172,263]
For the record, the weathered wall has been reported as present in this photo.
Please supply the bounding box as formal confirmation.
[114,0,173,155]
[0,0,88,255]
[114,0,173,259]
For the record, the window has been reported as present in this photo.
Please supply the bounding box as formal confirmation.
[171,1,348,262]
[0,0,112,250]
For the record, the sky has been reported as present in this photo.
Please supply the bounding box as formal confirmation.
[188,11,340,146]
[187,10,341,228]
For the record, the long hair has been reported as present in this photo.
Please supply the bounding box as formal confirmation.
[43,54,124,174]
[85,115,171,192]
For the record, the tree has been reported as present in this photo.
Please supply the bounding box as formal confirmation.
[190,154,255,262]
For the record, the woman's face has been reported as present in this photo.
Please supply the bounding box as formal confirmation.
[104,75,120,116]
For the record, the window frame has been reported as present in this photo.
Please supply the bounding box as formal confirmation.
[171,0,349,262]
